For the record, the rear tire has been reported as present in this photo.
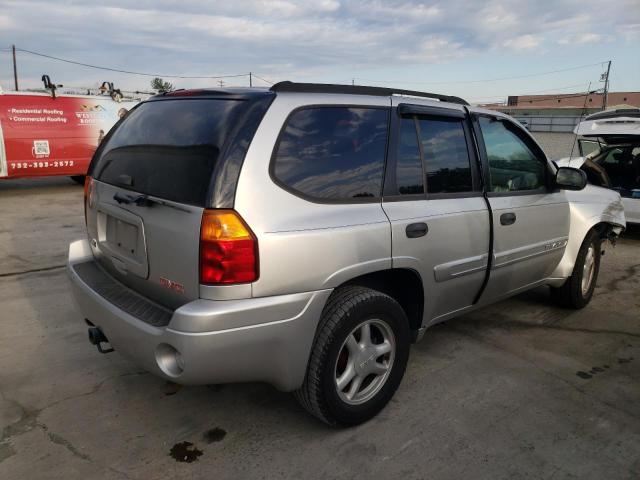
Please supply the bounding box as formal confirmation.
[70,175,85,185]
[551,229,601,309]
[294,286,410,426]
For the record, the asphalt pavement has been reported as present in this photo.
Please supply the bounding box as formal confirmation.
[1,176,638,479]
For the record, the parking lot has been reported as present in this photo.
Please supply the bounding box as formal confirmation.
[0,177,639,480]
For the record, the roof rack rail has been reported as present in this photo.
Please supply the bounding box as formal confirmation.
[270,81,469,106]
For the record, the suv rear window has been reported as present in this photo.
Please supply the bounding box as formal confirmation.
[272,106,389,201]
[91,99,250,206]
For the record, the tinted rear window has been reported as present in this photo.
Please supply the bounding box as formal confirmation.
[92,99,249,206]
[417,117,473,193]
[272,107,389,200]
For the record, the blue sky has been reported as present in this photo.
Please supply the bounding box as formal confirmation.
[0,0,638,103]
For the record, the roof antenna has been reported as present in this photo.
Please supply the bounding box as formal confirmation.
[569,82,595,163]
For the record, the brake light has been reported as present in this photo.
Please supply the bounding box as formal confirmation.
[199,210,258,284]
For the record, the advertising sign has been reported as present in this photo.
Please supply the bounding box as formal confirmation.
[0,93,138,179]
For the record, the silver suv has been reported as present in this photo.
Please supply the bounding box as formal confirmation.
[68,82,625,425]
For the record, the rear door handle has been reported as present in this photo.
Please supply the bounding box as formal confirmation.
[500,212,516,226]
[406,222,428,238]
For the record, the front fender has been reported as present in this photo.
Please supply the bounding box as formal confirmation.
[550,185,625,280]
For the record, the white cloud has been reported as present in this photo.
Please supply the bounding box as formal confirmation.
[503,34,541,51]
[0,0,636,90]
[558,33,612,45]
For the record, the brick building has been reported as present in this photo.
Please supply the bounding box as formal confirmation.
[480,91,640,133]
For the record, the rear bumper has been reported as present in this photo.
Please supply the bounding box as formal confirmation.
[67,239,332,391]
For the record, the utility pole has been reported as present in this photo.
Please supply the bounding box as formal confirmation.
[249,72,252,87]
[352,78,355,86]
[218,79,225,88]
[12,45,19,91]
[602,60,611,111]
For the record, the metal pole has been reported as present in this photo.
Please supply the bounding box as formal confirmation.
[249,72,252,87]
[602,60,611,110]
[12,45,19,91]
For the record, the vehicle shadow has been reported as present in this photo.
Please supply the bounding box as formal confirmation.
[0,175,81,193]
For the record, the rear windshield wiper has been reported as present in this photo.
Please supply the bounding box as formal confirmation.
[112,192,192,213]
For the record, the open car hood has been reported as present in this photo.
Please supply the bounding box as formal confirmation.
[575,115,640,138]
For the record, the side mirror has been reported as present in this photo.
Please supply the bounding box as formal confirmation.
[556,166,587,191]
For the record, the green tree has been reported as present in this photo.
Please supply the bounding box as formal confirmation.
[150,77,174,93]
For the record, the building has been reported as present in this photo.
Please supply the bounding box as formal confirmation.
[479,91,640,133]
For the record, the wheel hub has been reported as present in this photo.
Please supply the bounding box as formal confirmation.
[334,319,396,405]
[581,245,596,296]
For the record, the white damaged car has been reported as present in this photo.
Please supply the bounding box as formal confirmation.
[557,108,640,224]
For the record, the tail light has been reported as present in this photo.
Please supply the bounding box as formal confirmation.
[199,210,258,285]
[83,176,94,225]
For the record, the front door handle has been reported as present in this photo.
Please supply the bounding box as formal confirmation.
[406,222,428,238]
[500,212,516,226]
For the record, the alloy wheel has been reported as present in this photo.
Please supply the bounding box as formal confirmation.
[334,319,396,405]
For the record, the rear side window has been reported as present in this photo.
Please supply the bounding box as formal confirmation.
[417,117,473,194]
[396,118,424,195]
[92,99,250,206]
[479,117,546,193]
[272,106,389,200]
[396,115,473,195]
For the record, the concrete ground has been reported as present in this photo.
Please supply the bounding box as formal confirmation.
[1,177,639,480]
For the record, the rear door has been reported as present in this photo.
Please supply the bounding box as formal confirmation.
[86,97,258,309]
[473,114,569,301]
[382,101,489,323]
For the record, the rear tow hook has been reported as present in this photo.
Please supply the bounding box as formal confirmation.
[88,326,114,354]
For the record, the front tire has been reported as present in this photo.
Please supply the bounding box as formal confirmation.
[551,229,602,309]
[295,286,410,426]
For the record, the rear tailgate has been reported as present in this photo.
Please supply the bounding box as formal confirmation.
[87,180,203,309]
[85,95,267,309]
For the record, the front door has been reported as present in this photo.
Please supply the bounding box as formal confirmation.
[474,115,570,301]
[382,101,489,324]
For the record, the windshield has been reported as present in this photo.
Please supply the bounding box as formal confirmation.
[91,98,250,206]
[583,143,640,196]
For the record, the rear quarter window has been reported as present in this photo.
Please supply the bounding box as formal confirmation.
[91,98,251,206]
[272,106,389,201]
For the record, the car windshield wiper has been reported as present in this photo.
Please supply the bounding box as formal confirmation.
[112,192,192,213]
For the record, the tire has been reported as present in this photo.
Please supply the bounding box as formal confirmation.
[294,286,410,426]
[551,229,602,309]
[70,175,85,185]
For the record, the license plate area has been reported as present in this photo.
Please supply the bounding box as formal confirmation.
[96,203,149,278]
[106,216,139,257]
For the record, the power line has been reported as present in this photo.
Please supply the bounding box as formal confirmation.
[252,73,274,85]
[15,47,250,79]
[354,61,607,85]
[469,83,591,102]
[490,89,603,109]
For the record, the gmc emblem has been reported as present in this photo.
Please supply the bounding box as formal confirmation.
[159,277,185,294]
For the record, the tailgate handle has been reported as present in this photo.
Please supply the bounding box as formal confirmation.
[406,222,428,238]
[500,212,516,226]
